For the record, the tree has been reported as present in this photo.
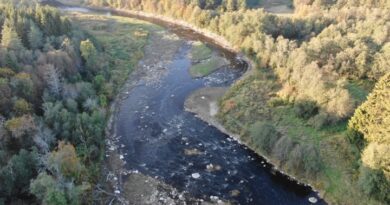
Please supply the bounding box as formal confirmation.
[0,149,38,197]
[349,73,390,144]
[48,141,84,179]
[1,19,24,50]
[225,0,236,11]
[237,0,246,10]
[5,115,36,139]
[362,143,390,178]
[358,167,390,203]
[0,78,12,114]
[10,72,35,100]
[28,21,43,50]
[30,172,89,205]
[30,172,71,205]
[13,98,31,116]
[80,39,97,63]
[250,121,280,154]
[42,64,62,97]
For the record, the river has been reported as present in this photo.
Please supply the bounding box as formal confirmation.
[59,5,326,205]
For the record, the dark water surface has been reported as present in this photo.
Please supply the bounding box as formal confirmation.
[61,6,326,204]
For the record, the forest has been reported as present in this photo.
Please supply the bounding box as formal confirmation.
[0,0,388,204]
[84,0,390,204]
[0,1,144,204]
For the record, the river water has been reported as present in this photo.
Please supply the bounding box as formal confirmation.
[60,5,326,205]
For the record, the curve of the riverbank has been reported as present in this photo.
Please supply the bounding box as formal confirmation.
[79,5,323,200]
[105,6,325,202]
[47,1,324,203]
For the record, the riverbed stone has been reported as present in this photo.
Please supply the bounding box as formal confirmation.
[309,197,318,203]
[192,173,201,179]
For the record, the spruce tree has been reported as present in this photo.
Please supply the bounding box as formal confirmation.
[28,21,43,50]
[1,19,23,50]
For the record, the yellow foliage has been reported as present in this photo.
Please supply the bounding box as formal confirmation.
[349,73,390,143]
[362,143,390,179]
[15,72,31,80]
[5,115,36,138]
[49,141,84,179]
[0,67,15,78]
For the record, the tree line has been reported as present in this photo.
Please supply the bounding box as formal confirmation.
[0,2,121,204]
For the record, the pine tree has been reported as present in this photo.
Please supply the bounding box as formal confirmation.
[28,21,43,50]
[1,19,23,50]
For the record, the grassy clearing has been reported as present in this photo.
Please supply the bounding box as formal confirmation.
[67,12,161,90]
[190,57,228,78]
[190,41,212,62]
[217,70,376,205]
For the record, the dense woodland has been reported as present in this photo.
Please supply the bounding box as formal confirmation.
[85,0,390,204]
[0,1,125,204]
[0,0,388,204]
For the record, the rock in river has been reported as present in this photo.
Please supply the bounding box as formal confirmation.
[309,197,318,203]
[191,173,201,179]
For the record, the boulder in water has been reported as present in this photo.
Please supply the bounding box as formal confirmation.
[191,173,200,179]
[308,197,318,203]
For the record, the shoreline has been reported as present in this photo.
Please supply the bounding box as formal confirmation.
[184,88,324,200]
[50,0,324,203]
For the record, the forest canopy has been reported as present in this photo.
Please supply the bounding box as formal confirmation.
[0,0,389,204]
[0,1,122,204]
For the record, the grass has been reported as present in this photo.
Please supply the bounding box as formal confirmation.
[189,57,228,78]
[66,11,161,90]
[217,70,377,205]
[190,41,213,62]
[346,80,374,103]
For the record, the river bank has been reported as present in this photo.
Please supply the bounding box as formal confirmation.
[54,1,325,204]
[75,3,324,202]
[184,88,323,202]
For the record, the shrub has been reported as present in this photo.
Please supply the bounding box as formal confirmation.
[272,135,295,162]
[287,144,304,171]
[346,129,365,150]
[302,144,322,178]
[294,100,319,119]
[267,97,288,107]
[358,166,390,204]
[308,112,330,129]
[250,121,280,154]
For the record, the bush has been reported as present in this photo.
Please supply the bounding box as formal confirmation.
[287,144,304,171]
[358,166,390,204]
[346,129,365,150]
[267,97,288,107]
[250,121,280,154]
[308,112,330,129]
[272,135,295,162]
[294,100,319,119]
[302,144,322,178]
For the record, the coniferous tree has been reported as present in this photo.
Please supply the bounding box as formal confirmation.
[28,21,43,50]
[1,19,23,50]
